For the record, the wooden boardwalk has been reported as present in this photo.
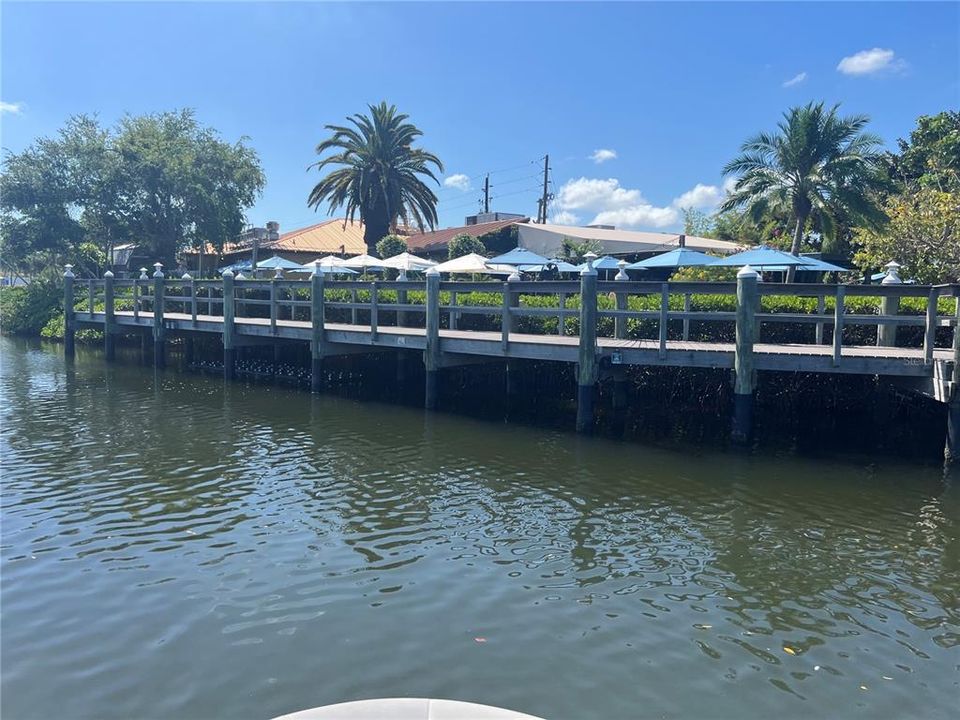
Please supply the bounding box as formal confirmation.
[84,309,951,378]
[64,265,960,452]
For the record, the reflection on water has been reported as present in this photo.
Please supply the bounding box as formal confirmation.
[1,338,958,719]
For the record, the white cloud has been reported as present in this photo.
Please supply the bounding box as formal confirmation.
[837,48,903,76]
[549,210,580,225]
[555,177,642,211]
[673,183,724,210]
[588,148,617,164]
[551,176,733,230]
[0,101,23,114]
[782,72,807,88]
[443,173,471,191]
[592,205,680,229]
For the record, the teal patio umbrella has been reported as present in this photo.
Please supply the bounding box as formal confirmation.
[626,248,717,269]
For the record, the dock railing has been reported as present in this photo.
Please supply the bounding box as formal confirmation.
[69,271,960,366]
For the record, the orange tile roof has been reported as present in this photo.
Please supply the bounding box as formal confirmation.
[185,218,368,257]
[265,219,367,255]
[406,217,530,252]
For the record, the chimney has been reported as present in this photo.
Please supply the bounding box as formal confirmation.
[679,233,686,247]
[266,221,280,241]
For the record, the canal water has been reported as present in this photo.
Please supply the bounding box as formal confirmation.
[1,338,957,719]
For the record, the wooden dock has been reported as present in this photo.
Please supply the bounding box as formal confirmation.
[63,263,960,457]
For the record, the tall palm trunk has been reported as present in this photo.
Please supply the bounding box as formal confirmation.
[786,216,806,283]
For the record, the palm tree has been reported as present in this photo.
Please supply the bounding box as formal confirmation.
[307,102,443,253]
[722,102,887,280]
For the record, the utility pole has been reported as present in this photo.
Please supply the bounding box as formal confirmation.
[483,174,490,214]
[537,154,552,223]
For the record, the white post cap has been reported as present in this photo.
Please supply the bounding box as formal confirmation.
[508,270,521,282]
[153,262,164,278]
[737,264,759,279]
[103,270,114,278]
[425,266,439,277]
[615,260,629,281]
[139,267,148,279]
[274,267,284,279]
[235,272,246,280]
[881,260,902,285]
[63,264,75,278]
[398,269,408,281]
[222,269,234,278]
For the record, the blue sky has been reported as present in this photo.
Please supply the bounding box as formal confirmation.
[2,2,958,235]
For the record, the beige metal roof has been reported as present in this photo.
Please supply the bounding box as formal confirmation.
[517,223,741,256]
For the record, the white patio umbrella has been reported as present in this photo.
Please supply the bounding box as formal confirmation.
[339,253,386,271]
[432,253,514,275]
[290,260,358,275]
[379,252,437,272]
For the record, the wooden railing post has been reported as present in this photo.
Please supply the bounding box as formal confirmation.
[424,268,441,409]
[103,270,115,361]
[396,275,408,328]
[350,287,358,325]
[878,260,902,347]
[134,268,147,322]
[270,270,279,334]
[682,292,691,341]
[832,285,846,367]
[370,280,379,341]
[152,263,165,368]
[310,270,325,392]
[449,290,459,331]
[63,265,75,359]
[658,283,669,359]
[502,273,520,351]
[732,266,758,445]
[223,270,236,380]
[188,274,197,324]
[576,264,598,433]
[558,292,566,336]
[88,279,95,318]
[615,260,629,340]
[815,294,825,345]
[923,287,939,365]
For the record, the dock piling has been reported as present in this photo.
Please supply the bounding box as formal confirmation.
[223,270,236,380]
[424,268,441,409]
[946,301,960,466]
[731,265,758,445]
[576,263,599,433]
[63,265,75,360]
[103,270,115,361]
[310,270,326,392]
[152,263,165,368]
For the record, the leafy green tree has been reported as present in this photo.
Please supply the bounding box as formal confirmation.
[722,102,888,279]
[682,208,715,237]
[448,233,486,259]
[557,237,602,264]
[308,102,444,253]
[855,112,960,282]
[478,224,519,254]
[376,234,408,259]
[889,111,960,192]
[114,110,264,269]
[1,110,264,274]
